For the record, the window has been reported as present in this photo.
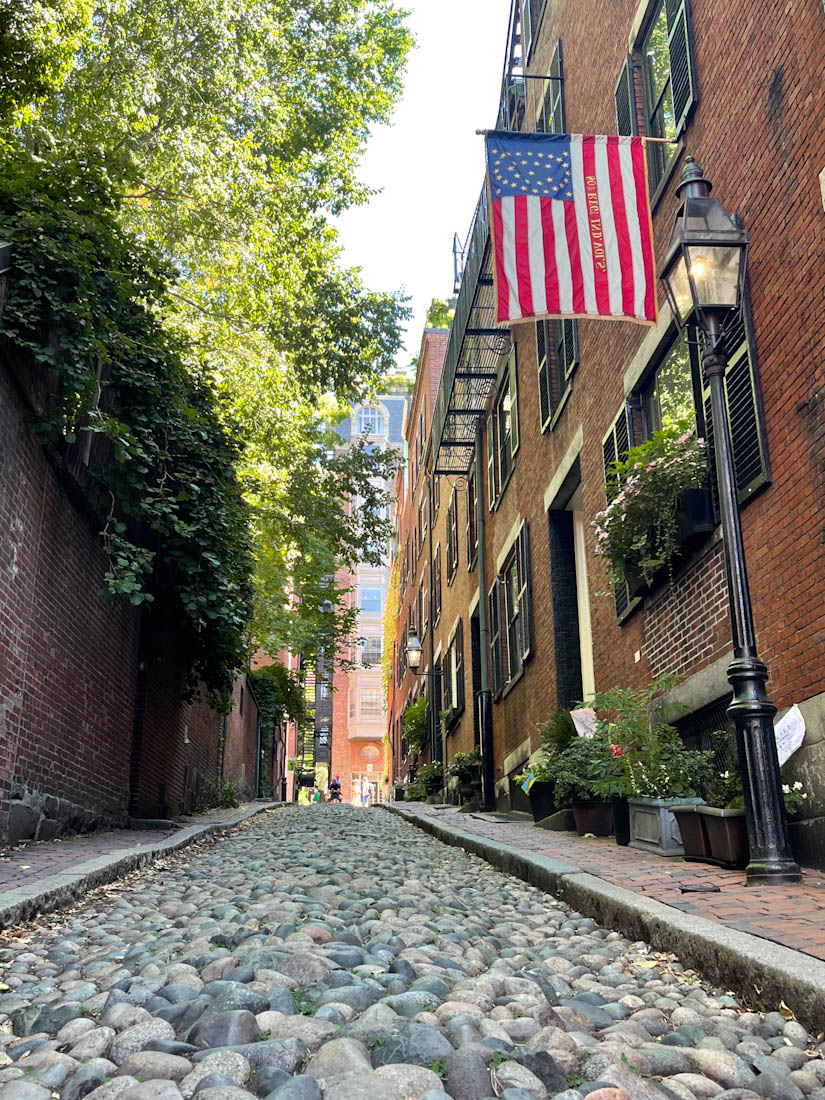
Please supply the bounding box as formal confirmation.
[446,488,459,583]
[616,0,697,193]
[432,474,440,519]
[466,470,478,568]
[360,689,383,718]
[487,346,519,509]
[360,587,382,613]
[418,577,428,638]
[488,522,532,696]
[433,544,442,625]
[535,39,564,135]
[443,619,465,718]
[418,497,428,553]
[358,406,384,435]
[349,692,356,719]
[537,318,579,431]
[521,0,546,62]
[361,637,382,665]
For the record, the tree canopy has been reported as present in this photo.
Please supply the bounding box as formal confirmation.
[1,0,414,696]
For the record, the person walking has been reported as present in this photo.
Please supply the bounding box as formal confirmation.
[361,775,371,808]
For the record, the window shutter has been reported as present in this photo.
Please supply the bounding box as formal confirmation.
[537,321,552,431]
[614,54,638,136]
[666,0,697,135]
[488,579,502,696]
[487,413,496,508]
[603,406,633,618]
[509,346,520,456]
[550,39,565,131]
[517,521,532,661]
[562,319,579,380]
[455,619,465,712]
[522,0,534,61]
[700,304,769,504]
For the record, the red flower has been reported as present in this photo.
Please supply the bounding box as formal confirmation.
[610,744,624,756]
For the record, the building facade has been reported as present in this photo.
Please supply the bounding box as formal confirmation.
[330,391,407,804]
[391,0,825,860]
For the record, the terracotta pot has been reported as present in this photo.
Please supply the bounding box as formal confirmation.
[572,800,613,837]
[698,806,749,869]
[528,781,556,823]
[672,803,712,862]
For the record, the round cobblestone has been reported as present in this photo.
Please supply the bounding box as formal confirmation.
[0,806,820,1100]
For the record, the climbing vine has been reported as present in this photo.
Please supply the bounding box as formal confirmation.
[0,150,253,707]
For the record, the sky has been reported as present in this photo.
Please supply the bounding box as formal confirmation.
[335,0,512,370]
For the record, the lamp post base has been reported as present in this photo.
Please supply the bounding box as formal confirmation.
[745,859,803,886]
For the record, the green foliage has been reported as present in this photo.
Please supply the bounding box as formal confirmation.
[427,1059,446,1078]
[404,776,427,801]
[252,663,307,733]
[593,420,708,587]
[417,762,443,786]
[402,696,429,756]
[425,297,456,330]
[0,150,252,705]
[552,735,622,807]
[587,678,713,800]
[0,0,93,123]
[447,748,481,779]
[539,708,577,756]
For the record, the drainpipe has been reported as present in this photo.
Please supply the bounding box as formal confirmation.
[474,416,495,811]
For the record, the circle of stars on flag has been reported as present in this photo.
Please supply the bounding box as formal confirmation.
[490,143,573,200]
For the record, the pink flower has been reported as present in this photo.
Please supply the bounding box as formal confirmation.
[610,744,624,756]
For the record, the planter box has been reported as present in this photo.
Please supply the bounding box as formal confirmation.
[424,775,444,795]
[528,781,556,823]
[572,800,613,837]
[626,487,715,598]
[629,796,702,856]
[698,806,749,869]
[672,803,713,862]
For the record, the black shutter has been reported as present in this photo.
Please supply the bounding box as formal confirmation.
[537,321,552,430]
[562,318,579,380]
[700,303,769,505]
[550,39,565,132]
[603,406,633,618]
[455,619,465,712]
[666,0,697,134]
[488,580,502,696]
[487,413,496,509]
[517,521,532,662]
[614,55,638,136]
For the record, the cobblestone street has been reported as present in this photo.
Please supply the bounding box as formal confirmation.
[1,806,824,1100]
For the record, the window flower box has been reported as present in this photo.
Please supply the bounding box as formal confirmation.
[626,486,715,598]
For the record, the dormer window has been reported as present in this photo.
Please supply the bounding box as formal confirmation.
[358,407,384,436]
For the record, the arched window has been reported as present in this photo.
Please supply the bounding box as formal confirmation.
[358,406,384,435]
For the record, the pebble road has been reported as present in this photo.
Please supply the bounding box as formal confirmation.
[0,805,822,1100]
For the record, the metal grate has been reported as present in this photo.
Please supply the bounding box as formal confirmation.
[674,695,736,772]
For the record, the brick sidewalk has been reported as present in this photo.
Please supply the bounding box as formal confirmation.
[0,802,268,898]
[403,804,825,961]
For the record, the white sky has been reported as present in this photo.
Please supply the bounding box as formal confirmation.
[335,0,512,369]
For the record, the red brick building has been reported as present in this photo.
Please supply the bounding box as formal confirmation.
[390,0,825,862]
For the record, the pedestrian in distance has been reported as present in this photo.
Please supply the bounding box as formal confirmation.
[361,775,371,808]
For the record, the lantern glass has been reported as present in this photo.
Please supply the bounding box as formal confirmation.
[685,243,742,310]
[406,629,422,670]
[663,251,693,325]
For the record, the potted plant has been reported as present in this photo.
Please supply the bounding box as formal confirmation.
[417,762,444,798]
[447,748,482,803]
[514,708,578,823]
[553,735,623,836]
[587,677,713,856]
[593,420,712,595]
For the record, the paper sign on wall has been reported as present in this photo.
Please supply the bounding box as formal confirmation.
[571,708,597,739]
[774,704,805,766]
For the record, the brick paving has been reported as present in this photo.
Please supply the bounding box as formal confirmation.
[404,804,825,961]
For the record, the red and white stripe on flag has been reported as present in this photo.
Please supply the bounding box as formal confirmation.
[488,134,657,326]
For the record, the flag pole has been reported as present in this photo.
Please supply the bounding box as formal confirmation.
[475,128,676,143]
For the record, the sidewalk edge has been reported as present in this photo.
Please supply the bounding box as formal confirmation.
[0,802,281,931]
[383,803,825,1030]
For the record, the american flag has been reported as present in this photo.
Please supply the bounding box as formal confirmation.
[486,132,657,325]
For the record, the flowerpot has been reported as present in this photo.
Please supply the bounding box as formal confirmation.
[528,781,556,823]
[424,775,443,795]
[671,803,712,862]
[628,796,703,856]
[612,797,630,846]
[698,806,749,869]
[458,765,482,803]
[572,800,614,837]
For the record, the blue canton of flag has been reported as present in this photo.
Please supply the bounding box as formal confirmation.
[488,133,574,201]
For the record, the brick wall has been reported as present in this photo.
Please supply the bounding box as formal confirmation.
[222,675,261,800]
[1,335,259,840]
